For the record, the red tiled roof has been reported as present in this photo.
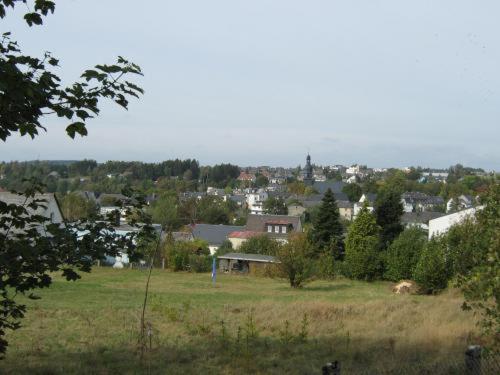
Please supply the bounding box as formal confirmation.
[228,231,262,239]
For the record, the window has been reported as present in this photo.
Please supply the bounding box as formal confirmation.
[274,226,279,233]
[50,212,55,223]
[281,226,287,234]
[267,225,272,233]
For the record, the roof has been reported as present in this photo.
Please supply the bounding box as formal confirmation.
[246,214,301,232]
[313,181,345,195]
[401,211,447,224]
[218,252,278,263]
[228,231,262,239]
[191,224,244,245]
[0,192,60,217]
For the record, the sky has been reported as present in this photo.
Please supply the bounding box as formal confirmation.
[1,0,499,170]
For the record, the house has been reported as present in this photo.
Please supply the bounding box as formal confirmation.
[446,195,475,213]
[218,252,278,274]
[401,192,444,213]
[245,213,302,242]
[353,193,377,217]
[191,224,244,254]
[237,172,256,183]
[228,194,246,207]
[428,207,481,239]
[0,192,64,229]
[246,189,268,214]
[401,211,446,231]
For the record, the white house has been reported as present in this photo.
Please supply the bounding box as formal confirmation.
[446,195,475,213]
[353,193,376,217]
[246,189,268,215]
[428,207,481,239]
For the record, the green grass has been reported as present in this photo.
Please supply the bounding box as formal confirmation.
[2,268,479,374]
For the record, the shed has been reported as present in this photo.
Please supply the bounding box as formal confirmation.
[218,252,278,275]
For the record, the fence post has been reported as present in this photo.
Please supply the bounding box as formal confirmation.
[322,361,340,375]
[162,258,165,270]
[465,345,481,375]
[97,259,100,267]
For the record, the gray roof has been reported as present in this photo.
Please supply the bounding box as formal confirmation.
[191,224,244,246]
[218,252,278,263]
[246,214,301,232]
[401,211,446,224]
[0,192,59,216]
[313,181,345,195]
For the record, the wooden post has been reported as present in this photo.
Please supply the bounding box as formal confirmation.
[465,345,481,375]
[161,258,165,270]
[322,361,340,375]
[97,259,100,267]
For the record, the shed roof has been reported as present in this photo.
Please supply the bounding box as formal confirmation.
[218,252,278,263]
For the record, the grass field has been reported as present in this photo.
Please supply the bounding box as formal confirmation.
[2,268,480,374]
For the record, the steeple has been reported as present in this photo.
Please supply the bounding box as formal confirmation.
[301,153,314,186]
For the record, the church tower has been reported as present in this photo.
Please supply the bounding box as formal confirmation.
[301,154,314,186]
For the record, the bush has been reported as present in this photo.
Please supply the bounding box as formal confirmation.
[413,238,449,294]
[385,227,427,281]
[238,235,280,255]
[276,233,315,288]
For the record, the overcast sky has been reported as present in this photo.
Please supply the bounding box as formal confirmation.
[2,1,499,170]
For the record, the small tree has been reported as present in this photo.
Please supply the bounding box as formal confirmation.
[311,188,343,258]
[276,233,315,288]
[413,238,449,294]
[344,205,381,280]
[342,183,362,202]
[385,227,427,281]
[263,196,288,215]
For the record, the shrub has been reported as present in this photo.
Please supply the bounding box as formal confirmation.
[276,233,315,288]
[413,238,449,294]
[385,227,427,281]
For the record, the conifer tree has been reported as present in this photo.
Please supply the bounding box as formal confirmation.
[311,188,343,257]
[344,205,382,280]
[375,187,404,250]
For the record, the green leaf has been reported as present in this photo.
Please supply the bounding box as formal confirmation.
[24,12,43,26]
[66,122,88,139]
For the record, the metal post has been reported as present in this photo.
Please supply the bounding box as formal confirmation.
[465,345,481,375]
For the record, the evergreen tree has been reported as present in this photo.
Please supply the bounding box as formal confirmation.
[311,188,343,257]
[385,227,427,281]
[375,187,404,250]
[344,205,382,280]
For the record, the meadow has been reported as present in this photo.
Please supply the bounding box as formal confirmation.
[2,268,480,374]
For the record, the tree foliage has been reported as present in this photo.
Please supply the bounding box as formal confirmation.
[413,238,449,294]
[385,227,427,281]
[263,196,288,215]
[344,205,381,281]
[0,1,146,356]
[276,233,315,288]
[310,188,343,258]
[342,183,362,202]
[375,187,404,249]
[60,192,98,221]
[238,235,280,256]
